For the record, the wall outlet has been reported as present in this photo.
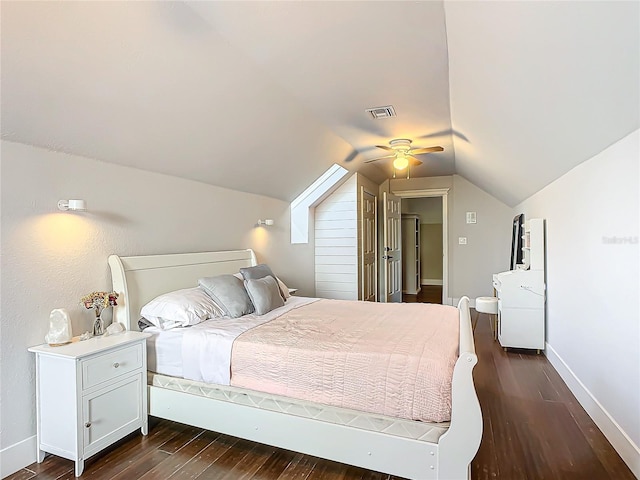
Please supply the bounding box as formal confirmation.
[458,237,467,245]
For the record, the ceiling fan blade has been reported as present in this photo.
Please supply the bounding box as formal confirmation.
[364,154,396,163]
[408,155,423,166]
[375,145,394,152]
[410,146,444,155]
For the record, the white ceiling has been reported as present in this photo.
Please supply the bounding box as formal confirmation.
[2,1,638,206]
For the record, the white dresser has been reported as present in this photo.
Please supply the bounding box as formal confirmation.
[492,218,546,351]
[29,331,150,476]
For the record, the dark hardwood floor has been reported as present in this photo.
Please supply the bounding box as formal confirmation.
[10,309,633,480]
[470,313,633,480]
[403,285,443,304]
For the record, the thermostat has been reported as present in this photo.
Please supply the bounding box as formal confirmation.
[466,212,477,224]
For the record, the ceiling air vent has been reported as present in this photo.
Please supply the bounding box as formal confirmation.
[366,105,396,119]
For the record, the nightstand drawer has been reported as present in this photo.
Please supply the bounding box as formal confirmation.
[82,343,143,390]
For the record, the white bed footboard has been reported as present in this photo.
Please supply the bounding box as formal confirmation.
[438,296,483,479]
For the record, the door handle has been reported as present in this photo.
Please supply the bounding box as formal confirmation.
[383,255,393,260]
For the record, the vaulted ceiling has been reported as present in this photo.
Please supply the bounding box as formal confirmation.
[2,1,638,206]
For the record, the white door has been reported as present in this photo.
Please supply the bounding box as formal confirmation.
[360,188,377,302]
[382,192,402,303]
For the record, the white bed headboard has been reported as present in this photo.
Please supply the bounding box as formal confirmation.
[108,249,257,331]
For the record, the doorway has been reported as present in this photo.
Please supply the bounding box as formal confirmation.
[392,188,449,305]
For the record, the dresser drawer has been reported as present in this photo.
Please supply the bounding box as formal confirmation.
[82,343,143,390]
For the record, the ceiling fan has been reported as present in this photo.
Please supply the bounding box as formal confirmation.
[365,139,444,177]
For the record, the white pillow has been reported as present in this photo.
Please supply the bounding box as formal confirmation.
[141,287,224,330]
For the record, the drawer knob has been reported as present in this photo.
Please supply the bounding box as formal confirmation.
[85,422,91,428]
[113,362,120,368]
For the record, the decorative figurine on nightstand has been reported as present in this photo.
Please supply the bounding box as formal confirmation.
[45,308,73,346]
[81,291,118,336]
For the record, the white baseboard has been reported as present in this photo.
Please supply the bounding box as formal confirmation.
[420,279,443,286]
[545,343,640,477]
[1,435,36,478]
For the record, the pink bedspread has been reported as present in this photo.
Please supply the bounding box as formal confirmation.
[230,299,459,422]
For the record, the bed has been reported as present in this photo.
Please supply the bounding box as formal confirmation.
[108,249,482,479]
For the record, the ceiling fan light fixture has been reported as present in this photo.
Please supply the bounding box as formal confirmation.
[393,155,409,170]
[364,138,443,177]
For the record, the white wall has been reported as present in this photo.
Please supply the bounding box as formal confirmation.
[450,175,513,301]
[0,141,315,476]
[402,197,443,224]
[388,174,512,303]
[314,175,358,300]
[515,129,639,475]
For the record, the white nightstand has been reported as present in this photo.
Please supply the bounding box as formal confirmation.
[29,331,150,476]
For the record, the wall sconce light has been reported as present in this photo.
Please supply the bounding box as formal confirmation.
[257,219,274,227]
[57,199,86,211]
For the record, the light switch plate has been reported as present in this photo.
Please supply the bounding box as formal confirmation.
[459,237,467,245]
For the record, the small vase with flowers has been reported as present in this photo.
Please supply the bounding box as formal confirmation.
[81,291,118,336]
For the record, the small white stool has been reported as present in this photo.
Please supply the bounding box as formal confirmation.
[476,296,498,340]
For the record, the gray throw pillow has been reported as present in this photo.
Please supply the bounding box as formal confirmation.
[198,275,254,318]
[240,264,286,300]
[244,276,284,316]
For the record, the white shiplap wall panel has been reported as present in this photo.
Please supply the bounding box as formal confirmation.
[315,290,360,301]
[316,264,358,274]
[317,201,357,213]
[315,246,358,257]
[315,175,358,300]
[315,219,357,230]
[315,237,357,247]
[316,192,356,205]
[315,210,357,221]
[315,272,358,283]
[315,255,358,265]
[315,228,358,239]
[316,282,358,293]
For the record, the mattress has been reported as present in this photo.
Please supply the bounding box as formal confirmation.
[149,373,449,444]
